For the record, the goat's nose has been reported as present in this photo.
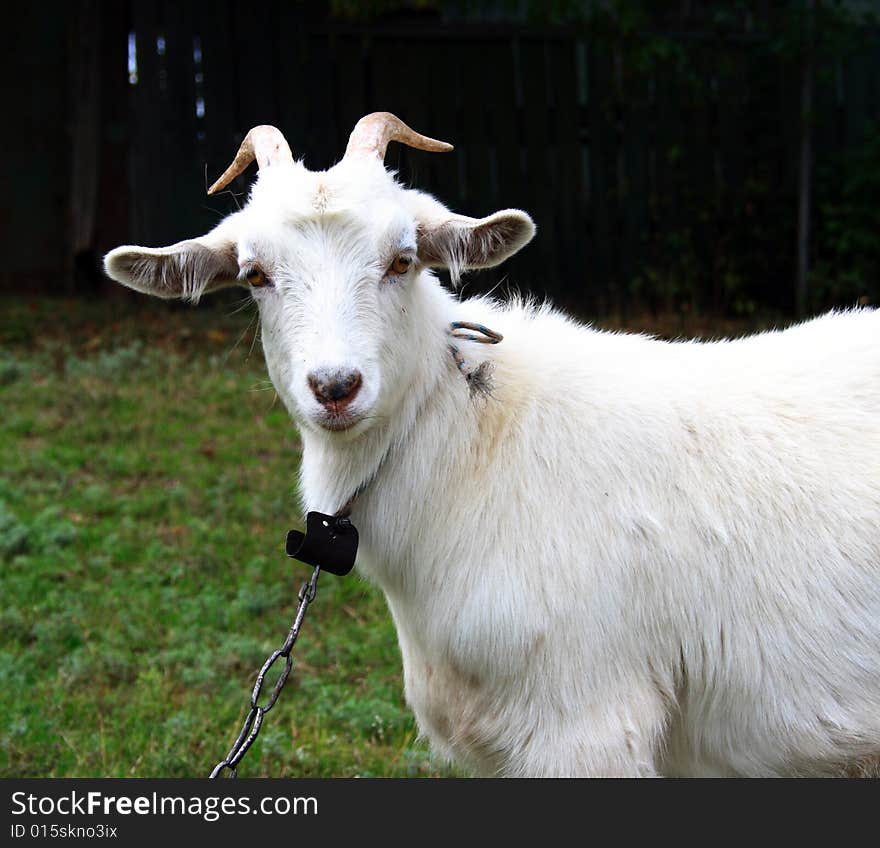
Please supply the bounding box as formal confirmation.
[307,368,363,408]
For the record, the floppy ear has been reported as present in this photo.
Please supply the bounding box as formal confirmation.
[416,208,536,282]
[103,222,240,301]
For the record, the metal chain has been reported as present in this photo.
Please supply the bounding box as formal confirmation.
[209,565,321,778]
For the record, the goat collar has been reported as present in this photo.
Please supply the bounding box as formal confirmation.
[284,473,376,577]
[284,431,393,577]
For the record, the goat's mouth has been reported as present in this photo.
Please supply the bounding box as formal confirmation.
[315,406,364,433]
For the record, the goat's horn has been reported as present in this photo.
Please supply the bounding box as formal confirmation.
[207,125,293,195]
[344,112,453,163]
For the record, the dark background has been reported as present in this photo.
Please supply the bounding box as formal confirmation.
[5,0,880,320]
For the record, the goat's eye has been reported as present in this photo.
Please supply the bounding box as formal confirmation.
[246,267,269,287]
[389,255,412,276]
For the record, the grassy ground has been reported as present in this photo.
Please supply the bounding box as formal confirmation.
[0,295,766,778]
[0,295,449,777]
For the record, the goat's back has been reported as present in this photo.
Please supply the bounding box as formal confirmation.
[433,303,880,775]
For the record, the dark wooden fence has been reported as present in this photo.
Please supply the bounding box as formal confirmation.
[4,2,879,316]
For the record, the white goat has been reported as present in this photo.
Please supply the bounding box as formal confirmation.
[105,113,880,777]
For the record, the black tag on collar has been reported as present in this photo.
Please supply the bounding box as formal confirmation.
[286,512,358,576]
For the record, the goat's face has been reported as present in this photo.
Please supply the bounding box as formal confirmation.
[233,161,469,440]
[104,115,535,440]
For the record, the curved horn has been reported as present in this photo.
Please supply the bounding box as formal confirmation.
[344,112,453,163]
[207,125,293,195]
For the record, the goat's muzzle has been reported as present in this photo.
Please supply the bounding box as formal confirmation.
[308,368,363,414]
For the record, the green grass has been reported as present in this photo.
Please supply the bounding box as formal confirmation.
[0,295,445,777]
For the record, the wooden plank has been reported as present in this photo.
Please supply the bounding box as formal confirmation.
[1,3,70,289]
[276,4,309,159]
[366,34,406,175]
[419,35,460,213]
[419,36,464,217]
[68,0,102,269]
[391,38,434,193]
[302,28,336,170]
[366,33,448,188]
[575,39,595,312]
[129,0,162,244]
[682,43,713,312]
[482,38,522,210]
[160,0,202,241]
[779,52,800,207]
[869,40,880,125]
[746,46,794,312]
[333,34,367,168]
[621,48,650,315]
[844,49,871,147]
[232,0,279,131]
[368,36,418,185]
[481,36,531,295]
[457,38,494,220]
[95,0,132,290]
[717,43,747,201]
[587,40,615,313]
[547,36,585,311]
[519,36,556,299]
[198,0,243,210]
[653,53,680,286]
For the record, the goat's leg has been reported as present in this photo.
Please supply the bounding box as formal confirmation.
[504,696,667,777]
[509,737,659,777]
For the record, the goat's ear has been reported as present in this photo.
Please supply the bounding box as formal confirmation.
[416,209,536,280]
[104,227,239,301]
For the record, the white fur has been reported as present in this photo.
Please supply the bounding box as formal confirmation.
[105,145,880,777]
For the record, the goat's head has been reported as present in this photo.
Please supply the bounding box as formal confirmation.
[104,113,535,438]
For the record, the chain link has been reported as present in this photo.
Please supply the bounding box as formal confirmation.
[209,565,321,778]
